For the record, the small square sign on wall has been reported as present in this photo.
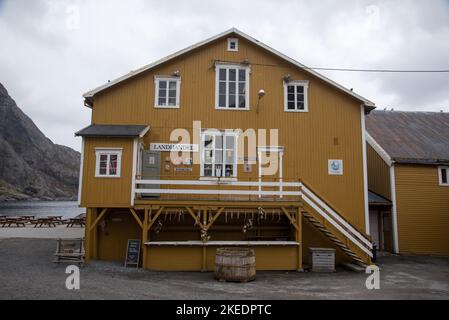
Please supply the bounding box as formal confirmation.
[328,159,343,175]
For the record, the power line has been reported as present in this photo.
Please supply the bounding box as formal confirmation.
[306,67,449,73]
[214,60,449,73]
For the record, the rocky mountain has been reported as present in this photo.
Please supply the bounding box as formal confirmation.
[0,83,80,201]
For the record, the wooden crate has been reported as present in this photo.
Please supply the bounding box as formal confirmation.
[309,247,335,272]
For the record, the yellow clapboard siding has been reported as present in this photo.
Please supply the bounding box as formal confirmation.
[395,164,449,255]
[84,35,367,231]
[367,143,391,199]
[81,138,134,207]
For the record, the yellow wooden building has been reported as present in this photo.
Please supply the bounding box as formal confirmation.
[366,111,449,256]
[76,28,375,271]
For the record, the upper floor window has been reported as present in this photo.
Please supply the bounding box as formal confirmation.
[215,64,250,110]
[201,130,238,178]
[227,38,239,52]
[154,76,181,108]
[438,166,448,186]
[95,148,122,178]
[284,80,309,112]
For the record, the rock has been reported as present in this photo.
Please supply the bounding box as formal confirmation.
[0,82,80,201]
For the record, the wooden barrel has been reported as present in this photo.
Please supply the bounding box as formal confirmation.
[214,248,256,282]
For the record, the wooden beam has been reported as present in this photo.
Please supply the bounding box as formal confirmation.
[142,208,149,268]
[281,207,299,231]
[89,208,108,232]
[204,207,224,231]
[134,199,302,209]
[185,207,205,230]
[129,208,143,229]
[147,206,165,231]
[297,207,303,271]
[201,208,207,272]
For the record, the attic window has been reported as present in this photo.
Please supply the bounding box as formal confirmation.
[227,38,239,52]
[438,166,449,186]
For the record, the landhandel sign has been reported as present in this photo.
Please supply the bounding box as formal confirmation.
[150,143,199,152]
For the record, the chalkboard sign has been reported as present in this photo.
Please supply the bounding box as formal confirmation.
[124,239,141,268]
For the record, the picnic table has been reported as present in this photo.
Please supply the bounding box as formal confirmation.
[33,218,57,228]
[47,216,63,225]
[20,215,35,222]
[66,218,85,228]
[0,217,26,228]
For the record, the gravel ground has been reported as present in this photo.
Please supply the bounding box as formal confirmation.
[0,226,84,239]
[0,238,448,300]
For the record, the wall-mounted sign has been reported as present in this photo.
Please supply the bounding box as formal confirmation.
[175,167,193,172]
[328,159,343,175]
[150,143,199,152]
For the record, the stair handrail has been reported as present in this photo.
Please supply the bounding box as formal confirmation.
[301,181,372,244]
[300,183,373,258]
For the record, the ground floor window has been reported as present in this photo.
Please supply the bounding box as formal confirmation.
[95,148,122,178]
[201,130,237,178]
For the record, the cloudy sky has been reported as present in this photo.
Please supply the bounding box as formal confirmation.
[0,0,448,151]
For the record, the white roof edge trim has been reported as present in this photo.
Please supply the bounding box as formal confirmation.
[83,28,375,107]
[366,132,393,166]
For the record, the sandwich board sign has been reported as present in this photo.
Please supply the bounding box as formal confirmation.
[124,239,141,268]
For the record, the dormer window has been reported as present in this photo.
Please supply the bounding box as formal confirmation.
[154,76,181,108]
[227,38,239,52]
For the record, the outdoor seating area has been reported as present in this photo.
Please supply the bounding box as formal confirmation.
[0,215,86,228]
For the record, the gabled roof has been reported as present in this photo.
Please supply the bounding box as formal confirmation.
[75,124,150,138]
[366,110,449,165]
[83,28,374,109]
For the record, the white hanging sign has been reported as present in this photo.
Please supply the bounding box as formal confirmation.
[150,143,199,152]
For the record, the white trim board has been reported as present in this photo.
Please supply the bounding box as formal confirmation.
[83,28,374,108]
[366,132,393,167]
[77,138,85,206]
[361,106,370,235]
[390,165,400,253]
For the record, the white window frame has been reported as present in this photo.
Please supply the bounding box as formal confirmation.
[438,166,449,186]
[215,63,250,111]
[95,148,122,178]
[283,80,309,113]
[200,130,238,180]
[227,38,239,52]
[154,76,181,109]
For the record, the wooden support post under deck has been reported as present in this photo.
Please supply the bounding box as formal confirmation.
[142,208,149,268]
[201,208,207,272]
[84,207,92,263]
[85,208,98,263]
[297,207,303,272]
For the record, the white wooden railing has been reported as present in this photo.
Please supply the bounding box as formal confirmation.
[135,178,373,258]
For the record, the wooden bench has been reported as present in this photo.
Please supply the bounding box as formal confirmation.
[0,217,26,228]
[32,218,57,228]
[53,238,85,265]
[65,218,85,228]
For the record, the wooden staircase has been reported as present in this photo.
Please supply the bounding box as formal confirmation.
[302,211,368,267]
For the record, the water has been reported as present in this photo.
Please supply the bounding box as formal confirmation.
[0,201,84,219]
